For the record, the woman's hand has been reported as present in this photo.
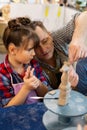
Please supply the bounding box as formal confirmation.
[69,43,87,64]
[69,11,87,64]
[68,65,79,88]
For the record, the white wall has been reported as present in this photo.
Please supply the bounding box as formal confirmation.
[10,3,79,31]
[64,7,79,24]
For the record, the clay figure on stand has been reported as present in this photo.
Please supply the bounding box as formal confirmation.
[58,61,71,106]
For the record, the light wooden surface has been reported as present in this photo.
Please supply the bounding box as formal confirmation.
[0,20,7,53]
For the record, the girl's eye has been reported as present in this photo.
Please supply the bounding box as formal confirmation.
[27,47,34,52]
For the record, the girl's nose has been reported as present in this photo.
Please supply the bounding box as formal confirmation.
[32,49,35,56]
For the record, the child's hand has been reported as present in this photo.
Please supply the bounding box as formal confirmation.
[77,124,87,130]
[68,65,79,88]
[23,66,40,91]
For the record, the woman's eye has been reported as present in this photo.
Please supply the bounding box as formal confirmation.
[43,38,49,44]
[43,40,47,44]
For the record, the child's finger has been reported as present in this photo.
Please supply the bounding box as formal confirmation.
[77,124,82,130]
[30,68,34,77]
[25,66,31,78]
[84,125,87,130]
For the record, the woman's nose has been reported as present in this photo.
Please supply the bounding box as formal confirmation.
[39,44,46,52]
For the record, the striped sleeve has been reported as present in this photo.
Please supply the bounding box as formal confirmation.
[52,13,80,56]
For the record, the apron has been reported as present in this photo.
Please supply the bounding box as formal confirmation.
[13,82,38,104]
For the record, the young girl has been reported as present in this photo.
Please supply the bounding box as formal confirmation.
[0,20,48,107]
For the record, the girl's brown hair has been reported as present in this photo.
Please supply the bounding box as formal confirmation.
[3,19,40,50]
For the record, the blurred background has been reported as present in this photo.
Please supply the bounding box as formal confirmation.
[0,0,87,56]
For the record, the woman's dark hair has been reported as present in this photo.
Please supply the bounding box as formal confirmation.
[29,21,48,32]
[3,19,40,50]
[11,17,48,33]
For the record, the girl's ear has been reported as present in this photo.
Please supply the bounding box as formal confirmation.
[8,43,17,55]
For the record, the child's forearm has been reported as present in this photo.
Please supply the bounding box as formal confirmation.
[4,85,31,107]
